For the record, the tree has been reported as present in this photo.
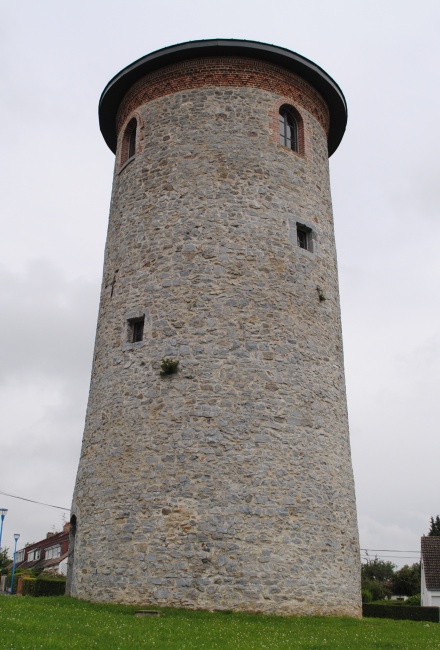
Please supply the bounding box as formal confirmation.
[361,558,396,601]
[0,548,10,572]
[392,563,421,596]
[362,578,388,601]
[361,557,395,582]
[428,515,440,536]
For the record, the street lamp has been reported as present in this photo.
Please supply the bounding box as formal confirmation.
[9,533,20,595]
[0,509,7,550]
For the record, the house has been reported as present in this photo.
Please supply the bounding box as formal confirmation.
[16,522,70,576]
[421,536,440,607]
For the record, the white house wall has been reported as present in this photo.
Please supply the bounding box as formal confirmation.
[421,562,440,607]
[421,563,429,606]
[430,592,440,607]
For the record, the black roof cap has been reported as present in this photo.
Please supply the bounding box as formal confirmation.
[99,39,347,157]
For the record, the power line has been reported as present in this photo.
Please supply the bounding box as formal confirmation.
[0,490,70,512]
[361,555,419,561]
[361,548,419,553]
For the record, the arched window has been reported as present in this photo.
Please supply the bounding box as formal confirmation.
[121,118,137,165]
[279,107,298,151]
[70,514,77,537]
[128,125,136,159]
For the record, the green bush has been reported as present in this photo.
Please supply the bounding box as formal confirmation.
[362,578,388,601]
[5,569,43,592]
[405,594,421,606]
[363,603,439,622]
[160,358,179,376]
[36,577,66,597]
[22,577,37,596]
[22,575,66,597]
[5,572,19,593]
[361,588,373,603]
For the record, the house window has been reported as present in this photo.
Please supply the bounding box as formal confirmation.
[16,549,25,563]
[27,548,41,561]
[45,544,61,560]
[121,118,137,166]
[279,107,298,151]
[128,316,144,343]
[296,223,313,252]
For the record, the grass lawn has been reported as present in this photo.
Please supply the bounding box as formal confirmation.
[0,596,440,649]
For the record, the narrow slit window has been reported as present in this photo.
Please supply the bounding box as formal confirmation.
[296,223,313,252]
[128,316,145,343]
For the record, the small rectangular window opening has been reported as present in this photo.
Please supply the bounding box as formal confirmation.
[128,316,145,343]
[296,223,313,252]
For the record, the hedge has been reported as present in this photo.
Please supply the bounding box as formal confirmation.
[363,603,440,622]
[22,576,66,597]
[22,578,37,596]
[5,573,19,593]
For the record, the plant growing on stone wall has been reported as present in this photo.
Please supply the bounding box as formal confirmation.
[317,287,327,302]
[160,358,179,376]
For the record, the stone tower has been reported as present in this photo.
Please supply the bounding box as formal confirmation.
[68,39,361,616]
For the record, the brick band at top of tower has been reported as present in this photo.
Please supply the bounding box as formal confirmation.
[98,39,347,157]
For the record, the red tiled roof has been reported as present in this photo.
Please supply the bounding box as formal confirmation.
[421,537,440,590]
[17,560,41,570]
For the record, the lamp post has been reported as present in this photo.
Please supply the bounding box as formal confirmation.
[0,508,7,550]
[9,533,20,595]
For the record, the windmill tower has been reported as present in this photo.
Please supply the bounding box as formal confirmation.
[67,40,361,616]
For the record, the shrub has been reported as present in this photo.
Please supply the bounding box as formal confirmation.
[22,577,37,596]
[5,572,19,593]
[160,358,179,376]
[362,578,388,601]
[363,603,440,622]
[22,576,66,597]
[35,576,66,597]
[361,588,373,603]
[406,594,421,606]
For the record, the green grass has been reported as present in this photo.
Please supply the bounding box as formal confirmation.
[0,596,439,649]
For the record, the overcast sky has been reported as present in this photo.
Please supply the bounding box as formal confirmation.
[1,0,438,570]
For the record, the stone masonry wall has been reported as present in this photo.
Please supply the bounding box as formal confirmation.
[70,60,361,616]
[115,57,330,143]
